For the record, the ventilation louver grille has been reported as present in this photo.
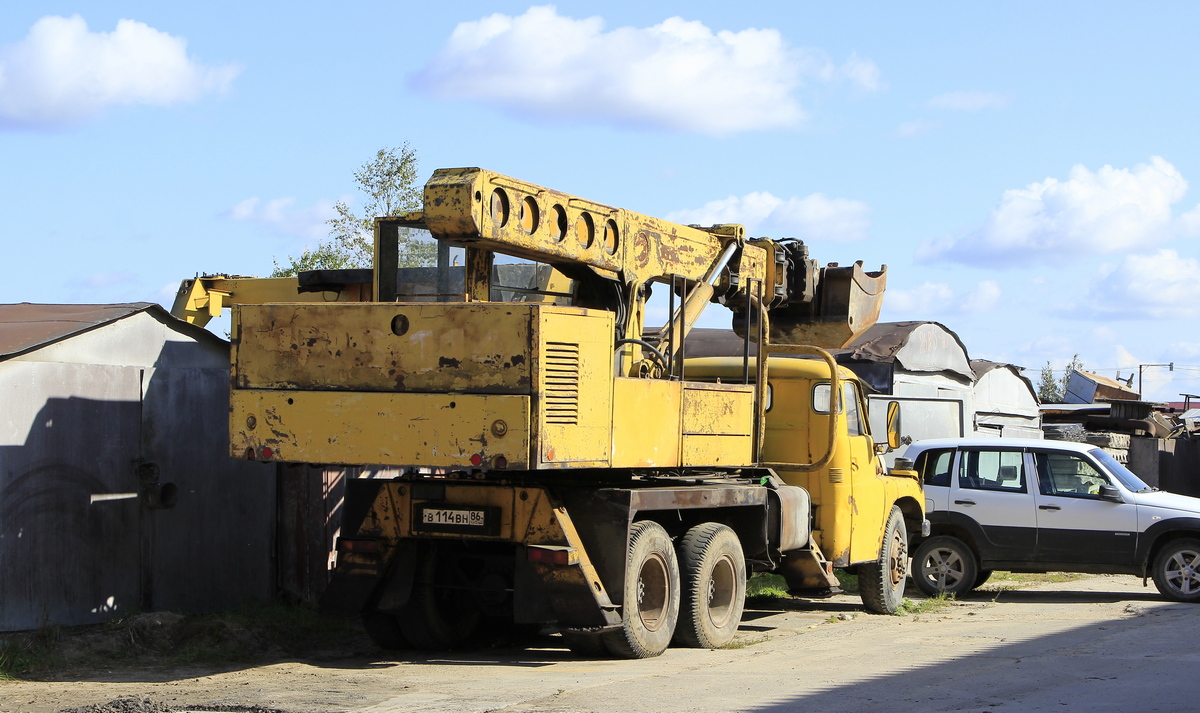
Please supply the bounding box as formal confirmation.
[544,342,580,425]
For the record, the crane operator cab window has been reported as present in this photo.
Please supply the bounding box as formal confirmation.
[813,382,867,437]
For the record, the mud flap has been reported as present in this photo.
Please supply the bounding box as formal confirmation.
[777,545,841,592]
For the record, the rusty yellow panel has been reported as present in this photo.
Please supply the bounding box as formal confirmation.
[233,302,532,394]
[420,168,766,289]
[681,384,753,436]
[681,435,753,467]
[535,309,614,467]
[231,390,530,468]
[611,378,682,468]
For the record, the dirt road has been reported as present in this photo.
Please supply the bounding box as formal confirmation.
[3,574,1195,713]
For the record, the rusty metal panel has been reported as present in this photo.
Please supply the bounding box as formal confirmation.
[681,435,754,467]
[233,303,533,394]
[681,384,754,436]
[611,378,681,468]
[624,485,768,513]
[535,309,613,467]
[232,390,531,468]
[0,302,173,360]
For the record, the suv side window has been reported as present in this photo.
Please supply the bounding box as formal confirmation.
[1033,451,1110,498]
[916,448,955,487]
[959,449,1026,493]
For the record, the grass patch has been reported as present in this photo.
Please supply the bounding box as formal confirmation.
[746,573,790,599]
[982,571,1089,588]
[745,568,860,601]
[723,636,769,650]
[0,627,60,680]
[894,592,953,617]
[0,603,369,679]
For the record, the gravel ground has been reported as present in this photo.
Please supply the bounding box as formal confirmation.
[0,573,1193,713]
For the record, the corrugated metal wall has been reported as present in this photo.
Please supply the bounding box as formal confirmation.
[0,313,275,631]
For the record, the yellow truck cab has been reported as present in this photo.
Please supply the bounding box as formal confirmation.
[687,356,925,612]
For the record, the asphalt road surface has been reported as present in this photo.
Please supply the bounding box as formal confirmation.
[4,574,1196,713]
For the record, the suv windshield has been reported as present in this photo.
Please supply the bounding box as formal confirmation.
[1089,448,1155,492]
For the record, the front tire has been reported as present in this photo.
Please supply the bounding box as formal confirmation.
[603,521,680,658]
[1152,538,1200,603]
[673,523,746,649]
[859,506,908,614]
[912,535,978,597]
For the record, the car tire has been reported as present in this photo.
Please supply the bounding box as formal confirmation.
[1152,538,1200,603]
[859,506,908,614]
[973,569,994,590]
[912,535,978,597]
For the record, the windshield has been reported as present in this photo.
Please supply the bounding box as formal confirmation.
[1090,448,1155,492]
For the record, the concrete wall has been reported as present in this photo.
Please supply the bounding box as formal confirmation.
[1129,437,1200,497]
[0,311,275,631]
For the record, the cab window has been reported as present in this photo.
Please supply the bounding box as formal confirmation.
[916,448,954,487]
[813,382,866,436]
[959,449,1026,493]
[1033,451,1110,498]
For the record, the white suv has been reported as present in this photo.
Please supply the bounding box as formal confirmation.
[905,437,1200,602]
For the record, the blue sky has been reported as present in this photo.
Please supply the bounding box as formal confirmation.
[3,2,1200,400]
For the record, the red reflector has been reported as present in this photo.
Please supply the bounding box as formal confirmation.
[338,538,379,553]
[470,453,483,466]
[494,455,508,469]
[261,446,274,459]
[527,547,573,565]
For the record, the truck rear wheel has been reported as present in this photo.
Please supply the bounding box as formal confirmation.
[858,506,908,614]
[362,610,408,650]
[397,544,482,650]
[603,521,680,658]
[673,523,745,649]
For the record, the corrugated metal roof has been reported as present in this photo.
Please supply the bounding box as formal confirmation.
[0,303,162,361]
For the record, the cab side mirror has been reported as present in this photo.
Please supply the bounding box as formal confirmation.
[886,401,902,450]
[1098,484,1124,503]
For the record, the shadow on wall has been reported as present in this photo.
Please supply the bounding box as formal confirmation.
[0,340,275,632]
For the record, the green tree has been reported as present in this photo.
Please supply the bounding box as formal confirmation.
[272,143,437,276]
[1036,353,1084,403]
[1037,361,1059,403]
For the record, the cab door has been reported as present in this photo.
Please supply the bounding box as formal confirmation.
[948,447,1036,563]
[1029,449,1138,565]
[844,382,888,557]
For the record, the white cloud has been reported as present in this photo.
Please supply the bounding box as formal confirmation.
[666,191,871,241]
[1072,249,1200,319]
[225,197,336,241]
[921,156,1192,266]
[926,91,1010,111]
[883,280,1001,318]
[0,15,238,129]
[893,118,940,138]
[411,5,881,135]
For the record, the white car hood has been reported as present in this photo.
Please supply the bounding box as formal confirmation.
[1134,489,1200,516]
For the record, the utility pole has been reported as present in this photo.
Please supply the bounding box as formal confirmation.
[1138,362,1174,398]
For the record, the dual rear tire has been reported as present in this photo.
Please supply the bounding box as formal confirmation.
[602,521,747,658]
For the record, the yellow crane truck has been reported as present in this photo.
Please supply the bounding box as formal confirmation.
[174,168,925,658]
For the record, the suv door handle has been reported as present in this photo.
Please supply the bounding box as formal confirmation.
[954,499,976,506]
[1039,505,1061,511]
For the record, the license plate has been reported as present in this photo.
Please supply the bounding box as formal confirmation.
[413,504,501,535]
[422,507,487,527]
